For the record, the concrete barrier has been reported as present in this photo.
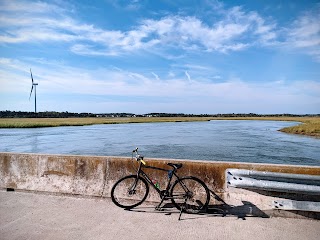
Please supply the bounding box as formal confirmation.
[1,152,319,219]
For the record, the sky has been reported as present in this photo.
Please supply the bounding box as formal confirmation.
[0,0,319,114]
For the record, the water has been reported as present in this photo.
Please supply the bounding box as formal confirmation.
[1,120,319,166]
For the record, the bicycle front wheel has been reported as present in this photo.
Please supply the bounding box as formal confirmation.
[170,176,210,214]
[111,175,149,209]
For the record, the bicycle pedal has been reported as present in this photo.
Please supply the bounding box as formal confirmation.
[155,206,164,211]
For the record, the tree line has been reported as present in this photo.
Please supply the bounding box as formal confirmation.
[0,111,318,118]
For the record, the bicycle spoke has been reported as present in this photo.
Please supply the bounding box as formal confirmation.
[111,175,149,209]
[170,177,210,214]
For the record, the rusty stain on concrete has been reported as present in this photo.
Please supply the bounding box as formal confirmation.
[42,170,68,176]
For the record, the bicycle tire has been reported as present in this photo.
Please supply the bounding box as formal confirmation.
[111,175,149,209]
[170,176,210,214]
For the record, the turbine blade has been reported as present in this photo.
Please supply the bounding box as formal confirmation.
[29,86,33,100]
[30,68,34,84]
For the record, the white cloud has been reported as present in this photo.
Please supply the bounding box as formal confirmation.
[1,57,319,113]
[70,44,119,56]
[289,15,320,48]
[284,7,320,61]
[2,0,318,62]
[0,0,62,13]
[0,0,277,55]
[139,13,273,53]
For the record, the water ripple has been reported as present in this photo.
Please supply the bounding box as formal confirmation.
[0,120,319,166]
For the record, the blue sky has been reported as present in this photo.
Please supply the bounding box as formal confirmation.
[0,0,319,114]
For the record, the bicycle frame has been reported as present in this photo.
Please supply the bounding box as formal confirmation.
[131,149,192,198]
[134,160,189,201]
[137,162,169,194]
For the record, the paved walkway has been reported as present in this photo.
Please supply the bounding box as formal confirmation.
[1,191,319,240]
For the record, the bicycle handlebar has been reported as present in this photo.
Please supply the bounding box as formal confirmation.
[132,147,146,165]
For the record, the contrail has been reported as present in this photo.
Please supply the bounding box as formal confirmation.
[151,72,160,80]
[185,71,191,81]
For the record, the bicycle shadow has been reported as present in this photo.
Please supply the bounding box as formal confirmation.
[206,189,270,220]
[125,190,269,221]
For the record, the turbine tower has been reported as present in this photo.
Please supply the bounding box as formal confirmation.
[29,69,38,113]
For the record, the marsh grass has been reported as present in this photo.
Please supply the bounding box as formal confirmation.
[215,116,320,137]
[0,117,213,128]
[277,118,320,137]
[0,116,319,137]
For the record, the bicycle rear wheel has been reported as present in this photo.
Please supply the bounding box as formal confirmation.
[170,176,210,214]
[111,175,149,209]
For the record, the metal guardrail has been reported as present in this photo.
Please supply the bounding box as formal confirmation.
[273,199,320,212]
[226,169,320,212]
[226,169,320,195]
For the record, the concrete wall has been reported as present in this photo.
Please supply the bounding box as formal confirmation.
[1,152,319,218]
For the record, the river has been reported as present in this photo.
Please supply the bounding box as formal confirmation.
[1,120,319,166]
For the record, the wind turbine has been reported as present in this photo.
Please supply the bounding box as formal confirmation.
[29,69,38,113]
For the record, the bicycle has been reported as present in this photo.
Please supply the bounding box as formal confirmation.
[111,148,210,220]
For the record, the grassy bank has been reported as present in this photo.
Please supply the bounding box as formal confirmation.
[0,116,319,137]
[276,117,320,137]
[214,116,320,137]
[0,117,213,128]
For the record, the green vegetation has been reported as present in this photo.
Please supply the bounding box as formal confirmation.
[0,116,319,137]
[277,117,320,137]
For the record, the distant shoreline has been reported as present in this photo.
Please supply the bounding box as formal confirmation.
[0,116,319,138]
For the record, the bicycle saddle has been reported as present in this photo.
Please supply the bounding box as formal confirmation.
[167,163,183,169]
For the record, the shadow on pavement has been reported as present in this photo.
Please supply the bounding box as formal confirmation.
[207,188,270,220]
[125,189,269,221]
